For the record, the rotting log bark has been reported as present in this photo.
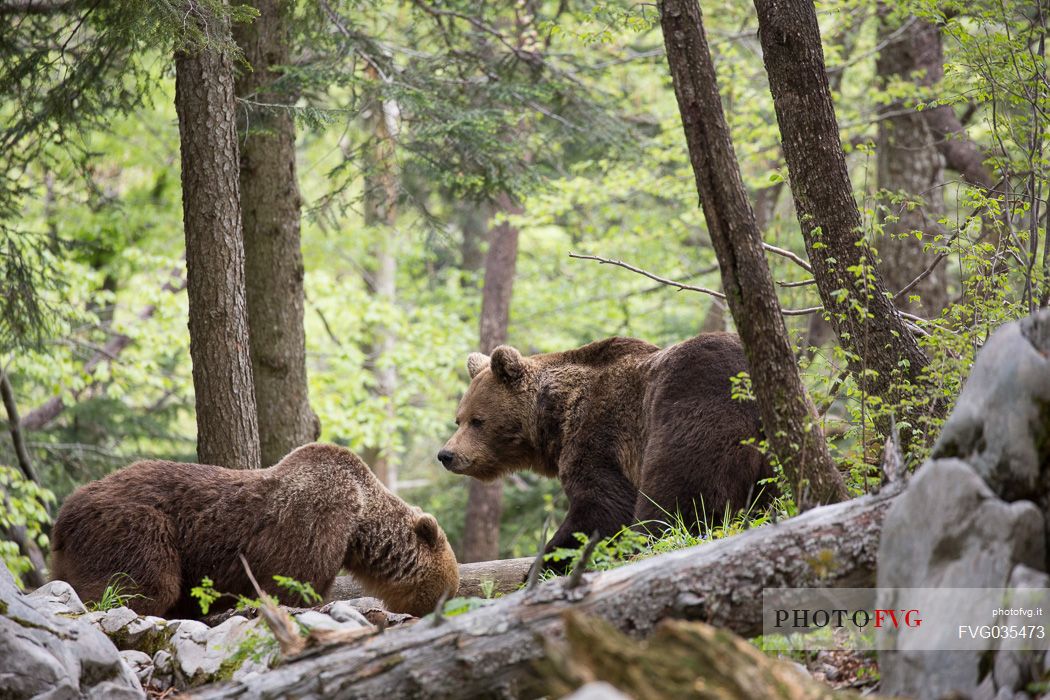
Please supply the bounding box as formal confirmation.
[196,490,897,699]
[326,556,533,602]
[536,611,859,699]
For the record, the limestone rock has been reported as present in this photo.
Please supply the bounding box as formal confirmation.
[932,310,1050,501]
[0,567,144,699]
[878,459,1045,700]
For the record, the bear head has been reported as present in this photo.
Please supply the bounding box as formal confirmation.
[350,509,461,617]
[437,345,540,481]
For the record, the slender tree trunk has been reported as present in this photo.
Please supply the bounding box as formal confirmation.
[175,3,261,470]
[0,369,39,486]
[752,0,934,422]
[362,80,400,490]
[233,0,318,467]
[876,12,949,315]
[659,0,846,507]
[462,193,521,562]
[0,368,46,588]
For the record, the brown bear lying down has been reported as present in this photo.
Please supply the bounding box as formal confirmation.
[51,443,459,618]
[439,332,773,573]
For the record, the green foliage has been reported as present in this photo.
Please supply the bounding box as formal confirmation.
[1,0,1046,567]
[190,573,323,616]
[272,575,322,606]
[0,466,54,589]
[190,577,223,616]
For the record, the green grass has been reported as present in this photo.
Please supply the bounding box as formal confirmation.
[87,573,146,612]
[541,491,787,578]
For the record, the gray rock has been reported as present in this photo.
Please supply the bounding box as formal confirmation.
[119,650,153,687]
[294,608,372,633]
[83,606,168,653]
[321,600,372,627]
[562,681,634,700]
[168,615,273,687]
[149,649,174,692]
[0,568,144,699]
[877,459,1045,700]
[25,580,87,616]
[932,310,1050,501]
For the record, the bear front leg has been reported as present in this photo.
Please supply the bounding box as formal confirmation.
[536,462,638,577]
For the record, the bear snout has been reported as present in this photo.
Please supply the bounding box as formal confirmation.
[437,448,457,470]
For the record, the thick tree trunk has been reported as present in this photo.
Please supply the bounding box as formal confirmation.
[196,490,896,699]
[659,0,847,507]
[876,13,949,315]
[233,0,318,468]
[175,3,261,470]
[462,192,521,562]
[753,0,934,420]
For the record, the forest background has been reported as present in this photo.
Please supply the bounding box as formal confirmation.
[0,0,1044,586]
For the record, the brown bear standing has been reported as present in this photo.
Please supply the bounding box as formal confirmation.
[51,443,459,618]
[439,333,772,571]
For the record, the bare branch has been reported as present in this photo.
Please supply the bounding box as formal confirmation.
[568,253,821,316]
[761,242,813,273]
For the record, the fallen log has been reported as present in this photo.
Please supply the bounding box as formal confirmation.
[537,611,861,699]
[326,557,533,602]
[195,489,897,700]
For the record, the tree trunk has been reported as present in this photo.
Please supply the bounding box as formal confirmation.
[326,556,533,601]
[233,0,318,468]
[538,612,855,700]
[462,192,521,562]
[196,490,896,699]
[362,78,400,490]
[659,0,847,507]
[752,0,934,422]
[175,3,261,470]
[0,369,39,486]
[875,12,949,316]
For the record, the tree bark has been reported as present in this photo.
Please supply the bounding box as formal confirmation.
[876,12,949,316]
[462,192,521,562]
[0,369,39,485]
[233,0,318,468]
[659,0,847,507]
[538,613,855,700]
[175,3,261,470]
[196,490,896,699]
[752,0,934,421]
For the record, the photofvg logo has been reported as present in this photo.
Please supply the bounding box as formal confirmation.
[761,588,1050,651]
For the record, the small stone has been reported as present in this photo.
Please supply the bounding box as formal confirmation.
[25,580,87,615]
[322,600,372,627]
[562,681,633,700]
[294,610,344,631]
[120,649,153,687]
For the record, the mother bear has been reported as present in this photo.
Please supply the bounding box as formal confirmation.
[438,332,773,571]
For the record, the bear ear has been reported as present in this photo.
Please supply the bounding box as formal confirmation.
[414,513,441,548]
[467,352,490,379]
[490,345,526,386]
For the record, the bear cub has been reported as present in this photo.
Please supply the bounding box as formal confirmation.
[51,443,459,618]
[439,333,772,572]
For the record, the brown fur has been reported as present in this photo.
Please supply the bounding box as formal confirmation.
[50,443,459,618]
[439,333,772,572]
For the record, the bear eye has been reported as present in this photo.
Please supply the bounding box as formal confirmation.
[469,418,485,429]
